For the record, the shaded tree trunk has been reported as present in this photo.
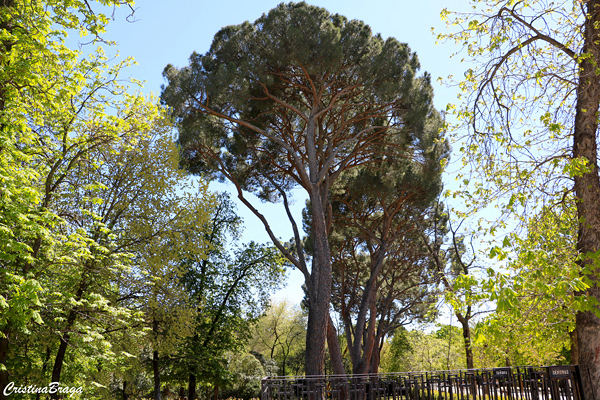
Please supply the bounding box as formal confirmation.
[188,373,196,400]
[570,328,579,365]
[50,283,85,400]
[153,350,161,400]
[369,345,381,374]
[0,335,8,400]
[574,2,600,399]
[50,333,71,399]
[327,316,346,376]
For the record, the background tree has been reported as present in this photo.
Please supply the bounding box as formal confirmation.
[322,126,447,374]
[474,202,581,367]
[162,2,441,374]
[173,193,286,400]
[420,204,488,370]
[249,299,307,376]
[440,1,600,395]
[380,325,466,372]
[38,112,213,398]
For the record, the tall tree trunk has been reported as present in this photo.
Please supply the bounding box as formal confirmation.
[305,187,332,376]
[327,316,346,376]
[368,344,380,374]
[574,2,600,399]
[188,373,196,400]
[50,282,84,400]
[50,333,71,399]
[0,335,8,400]
[456,313,473,370]
[345,248,386,375]
[153,350,161,400]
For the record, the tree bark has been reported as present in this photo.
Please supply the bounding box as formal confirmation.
[456,313,474,370]
[50,333,71,399]
[327,316,346,376]
[153,350,161,400]
[574,2,600,399]
[0,335,8,400]
[50,282,84,400]
[570,328,579,365]
[304,186,332,376]
[188,373,196,400]
[368,346,381,374]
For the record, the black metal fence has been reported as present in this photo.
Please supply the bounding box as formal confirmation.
[261,366,586,400]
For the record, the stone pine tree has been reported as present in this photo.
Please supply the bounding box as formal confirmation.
[440,1,600,395]
[162,2,442,375]
[322,119,448,374]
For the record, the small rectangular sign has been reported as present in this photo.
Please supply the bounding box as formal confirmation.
[492,368,511,381]
[492,368,511,375]
[548,366,571,379]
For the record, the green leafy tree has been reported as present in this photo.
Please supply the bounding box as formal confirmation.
[172,194,286,400]
[420,204,488,370]
[220,353,265,400]
[249,299,307,376]
[32,111,212,398]
[0,0,157,396]
[475,203,581,367]
[162,2,440,375]
[379,327,411,372]
[381,326,465,372]
[93,126,214,400]
[439,1,600,395]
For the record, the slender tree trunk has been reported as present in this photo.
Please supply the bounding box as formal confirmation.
[123,380,128,400]
[50,333,71,399]
[327,316,346,376]
[0,334,8,400]
[353,301,378,375]
[49,281,85,399]
[305,187,332,376]
[574,3,600,399]
[188,373,196,400]
[456,313,473,370]
[153,350,161,400]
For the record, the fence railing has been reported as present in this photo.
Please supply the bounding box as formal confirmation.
[261,366,585,400]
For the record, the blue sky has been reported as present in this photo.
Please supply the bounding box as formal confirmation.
[92,0,472,304]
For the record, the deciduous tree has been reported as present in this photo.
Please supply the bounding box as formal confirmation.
[173,194,285,400]
[440,1,600,395]
[476,203,582,367]
[249,299,306,376]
